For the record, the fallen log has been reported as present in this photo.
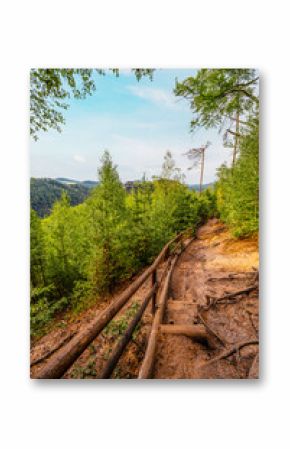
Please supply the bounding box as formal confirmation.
[99,284,158,379]
[35,232,185,379]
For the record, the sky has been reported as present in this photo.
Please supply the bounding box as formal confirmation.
[30,69,232,184]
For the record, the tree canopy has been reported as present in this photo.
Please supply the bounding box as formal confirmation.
[30,68,154,140]
[174,69,259,131]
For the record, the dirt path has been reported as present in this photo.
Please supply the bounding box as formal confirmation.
[153,219,259,379]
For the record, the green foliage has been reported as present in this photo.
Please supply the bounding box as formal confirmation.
[216,121,259,237]
[174,69,259,132]
[30,150,217,336]
[104,302,140,338]
[30,209,46,286]
[86,150,128,294]
[30,285,68,336]
[30,68,154,140]
[30,178,91,217]
[174,68,259,238]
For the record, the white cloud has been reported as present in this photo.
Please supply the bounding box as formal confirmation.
[127,85,180,109]
[73,154,86,163]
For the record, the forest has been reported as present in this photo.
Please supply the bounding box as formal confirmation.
[30,178,92,217]
[30,68,259,339]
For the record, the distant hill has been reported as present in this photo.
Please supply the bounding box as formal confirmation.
[56,178,99,189]
[188,183,214,191]
[30,178,93,217]
[31,177,215,218]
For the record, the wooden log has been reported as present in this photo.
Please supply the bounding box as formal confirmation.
[138,237,195,379]
[99,284,157,379]
[151,270,157,315]
[138,255,178,379]
[35,232,185,379]
[159,324,208,341]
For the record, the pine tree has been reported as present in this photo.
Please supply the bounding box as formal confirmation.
[87,151,127,293]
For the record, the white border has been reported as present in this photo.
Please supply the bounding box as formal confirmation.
[1,1,289,448]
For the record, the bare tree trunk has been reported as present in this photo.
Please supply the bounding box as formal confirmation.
[199,148,205,194]
[232,110,240,167]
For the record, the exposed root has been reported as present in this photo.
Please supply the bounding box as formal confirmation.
[202,339,259,367]
[204,284,258,309]
[197,307,226,347]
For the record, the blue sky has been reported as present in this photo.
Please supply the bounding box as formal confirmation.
[30,69,232,183]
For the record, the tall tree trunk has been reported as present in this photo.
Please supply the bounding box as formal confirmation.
[232,110,240,167]
[199,148,205,194]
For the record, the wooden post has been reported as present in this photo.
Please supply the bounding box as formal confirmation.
[151,270,157,314]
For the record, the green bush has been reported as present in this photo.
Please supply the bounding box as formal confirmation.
[216,122,259,237]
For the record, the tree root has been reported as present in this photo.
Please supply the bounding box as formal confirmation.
[197,308,226,347]
[207,271,258,282]
[204,284,258,309]
[202,339,259,367]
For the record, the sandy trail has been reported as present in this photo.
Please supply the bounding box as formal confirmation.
[153,218,259,379]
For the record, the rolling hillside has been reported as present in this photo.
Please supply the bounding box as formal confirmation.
[30,178,93,217]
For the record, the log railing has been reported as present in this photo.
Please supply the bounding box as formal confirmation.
[36,231,188,379]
